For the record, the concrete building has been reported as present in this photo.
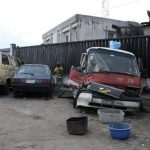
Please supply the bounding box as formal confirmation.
[140,10,150,35]
[141,22,150,36]
[42,14,139,44]
[0,48,10,54]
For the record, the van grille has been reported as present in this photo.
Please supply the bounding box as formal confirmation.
[87,82,124,99]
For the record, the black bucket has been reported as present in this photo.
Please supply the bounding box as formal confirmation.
[66,116,88,135]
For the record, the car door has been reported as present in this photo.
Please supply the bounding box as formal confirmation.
[1,53,11,79]
[68,66,85,87]
[68,53,88,87]
[8,56,18,77]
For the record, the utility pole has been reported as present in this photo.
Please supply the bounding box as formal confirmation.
[102,0,109,18]
[102,0,109,39]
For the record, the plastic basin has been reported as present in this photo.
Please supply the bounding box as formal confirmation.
[97,108,124,123]
[108,122,132,140]
[66,116,88,135]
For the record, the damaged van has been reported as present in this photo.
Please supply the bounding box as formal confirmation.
[68,47,142,110]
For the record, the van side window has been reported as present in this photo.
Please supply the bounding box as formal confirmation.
[2,54,9,65]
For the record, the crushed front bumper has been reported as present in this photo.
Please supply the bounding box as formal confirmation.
[76,93,141,109]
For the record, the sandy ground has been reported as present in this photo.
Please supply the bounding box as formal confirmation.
[0,92,150,150]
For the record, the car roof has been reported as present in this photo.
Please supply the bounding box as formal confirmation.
[21,64,48,67]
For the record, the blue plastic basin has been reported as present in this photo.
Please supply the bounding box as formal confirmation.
[108,122,132,140]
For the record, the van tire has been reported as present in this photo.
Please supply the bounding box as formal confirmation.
[139,101,144,111]
[73,99,77,108]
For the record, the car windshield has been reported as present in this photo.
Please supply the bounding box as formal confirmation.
[18,65,48,75]
[86,48,140,76]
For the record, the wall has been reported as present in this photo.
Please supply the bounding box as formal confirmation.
[79,16,131,40]
[13,36,150,77]
[144,26,150,35]
[42,14,137,44]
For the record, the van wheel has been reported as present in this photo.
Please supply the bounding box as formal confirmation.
[139,101,144,111]
[73,99,77,108]
[13,90,19,98]
[3,82,10,95]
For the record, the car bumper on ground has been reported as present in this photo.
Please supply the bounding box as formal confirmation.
[76,93,141,109]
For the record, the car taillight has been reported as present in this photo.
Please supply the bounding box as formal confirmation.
[42,79,50,85]
[12,79,21,84]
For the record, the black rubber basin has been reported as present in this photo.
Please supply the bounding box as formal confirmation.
[66,116,88,135]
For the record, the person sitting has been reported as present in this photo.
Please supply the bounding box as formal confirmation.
[53,62,64,86]
[53,62,64,76]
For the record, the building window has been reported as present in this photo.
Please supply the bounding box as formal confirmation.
[58,33,61,42]
[108,31,116,38]
[66,35,69,42]
[46,39,50,43]
[75,31,78,40]
[50,34,53,43]
[2,54,9,65]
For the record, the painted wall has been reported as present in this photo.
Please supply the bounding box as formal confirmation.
[42,14,138,44]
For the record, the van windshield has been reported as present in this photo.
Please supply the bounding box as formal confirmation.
[87,48,140,76]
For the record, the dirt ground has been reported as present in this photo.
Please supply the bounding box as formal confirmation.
[0,92,150,150]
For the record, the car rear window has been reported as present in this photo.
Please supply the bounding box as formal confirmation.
[18,65,48,75]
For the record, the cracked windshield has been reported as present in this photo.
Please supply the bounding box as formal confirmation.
[87,48,140,76]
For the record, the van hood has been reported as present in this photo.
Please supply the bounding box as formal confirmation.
[86,73,141,90]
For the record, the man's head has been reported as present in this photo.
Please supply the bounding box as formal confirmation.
[56,61,61,67]
[88,55,95,65]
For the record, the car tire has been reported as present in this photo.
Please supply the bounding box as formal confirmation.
[44,92,49,100]
[13,90,19,98]
[49,85,53,99]
[3,82,10,95]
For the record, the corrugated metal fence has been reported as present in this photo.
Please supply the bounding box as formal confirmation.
[13,36,150,77]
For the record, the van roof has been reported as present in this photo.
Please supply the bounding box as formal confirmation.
[87,47,135,56]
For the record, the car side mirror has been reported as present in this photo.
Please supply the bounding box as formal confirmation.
[76,66,85,72]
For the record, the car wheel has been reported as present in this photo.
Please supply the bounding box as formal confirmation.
[44,92,49,100]
[13,90,19,98]
[3,82,10,95]
[49,92,53,99]
[49,85,54,99]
